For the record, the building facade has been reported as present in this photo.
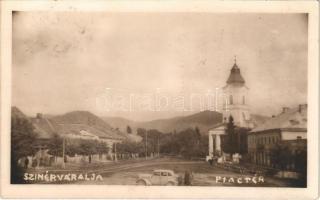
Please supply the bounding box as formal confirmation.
[248,104,307,171]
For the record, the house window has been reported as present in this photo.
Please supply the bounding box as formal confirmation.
[242,96,245,104]
[229,95,233,105]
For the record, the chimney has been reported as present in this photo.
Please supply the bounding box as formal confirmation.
[36,113,43,119]
[282,107,290,113]
[298,104,307,113]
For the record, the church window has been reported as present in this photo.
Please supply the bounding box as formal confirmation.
[242,96,245,104]
[229,95,233,105]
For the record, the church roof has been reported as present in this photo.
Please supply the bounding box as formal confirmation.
[226,63,245,84]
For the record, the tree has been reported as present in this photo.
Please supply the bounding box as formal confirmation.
[270,143,292,170]
[96,141,109,155]
[237,127,250,154]
[78,139,97,156]
[137,128,146,137]
[221,115,238,155]
[146,129,162,155]
[11,118,38,160]
[117,139,144,155]
[11,117,38,183]
[126,125,132,134]
[47,133,63,161]
[195,126,201,146]
[63,139,109,160]
[158,128,209,159]
[65,139,80,157]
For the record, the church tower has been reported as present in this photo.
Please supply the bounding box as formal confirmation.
[222,59,252,128]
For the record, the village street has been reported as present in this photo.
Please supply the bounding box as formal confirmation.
[26,157,295,187]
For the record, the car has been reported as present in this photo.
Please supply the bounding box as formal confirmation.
[136,169,180,186]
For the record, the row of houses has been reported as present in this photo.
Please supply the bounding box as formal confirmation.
[18,110,127,168]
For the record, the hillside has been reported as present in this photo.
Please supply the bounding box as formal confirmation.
[103,111,270,135]
[103,110,223,134]
[104,116,136,132]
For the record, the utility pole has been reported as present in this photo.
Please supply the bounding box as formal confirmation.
[62,137,65,169]
[157,135,160,157]
[145,131,148,160]
[114,142,118,162]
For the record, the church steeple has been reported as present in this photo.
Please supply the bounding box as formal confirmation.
[222,58,252,128]
[226,59,245,84]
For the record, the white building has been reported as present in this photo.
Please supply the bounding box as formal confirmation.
[208,60,253,158]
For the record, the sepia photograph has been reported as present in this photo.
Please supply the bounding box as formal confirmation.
[1,1,319,199]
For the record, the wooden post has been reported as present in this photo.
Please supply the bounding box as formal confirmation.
[62,137,65,169]
[145,131,148,160]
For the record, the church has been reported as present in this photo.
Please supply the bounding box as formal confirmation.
[208,60,307,174]
[208,59,254,159]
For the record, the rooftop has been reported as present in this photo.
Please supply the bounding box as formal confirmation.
[31,116,124,140]
[250,104,307,133]
[226,63,245,85]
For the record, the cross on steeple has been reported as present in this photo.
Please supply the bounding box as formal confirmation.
[234,55,237,64]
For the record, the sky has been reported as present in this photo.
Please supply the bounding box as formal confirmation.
[12,12,308,121]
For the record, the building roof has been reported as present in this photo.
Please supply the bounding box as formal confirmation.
[250,114,270,128]
[226,63,245,84]
[250,105,307,133]
[31,117,59,139]
[208,122,226,131]
[31,116,124,140]
[57,123,124,140]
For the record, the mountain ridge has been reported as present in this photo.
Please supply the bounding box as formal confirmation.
[103,110,270,135]
[103,110,223,134]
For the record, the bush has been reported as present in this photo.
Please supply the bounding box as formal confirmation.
[11,117,38,183]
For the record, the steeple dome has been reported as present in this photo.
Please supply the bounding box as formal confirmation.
[226,62,245,84]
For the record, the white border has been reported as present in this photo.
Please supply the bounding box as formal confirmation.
[1,1,319,199]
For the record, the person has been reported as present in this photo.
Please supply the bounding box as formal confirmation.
[24,157,29,169]
[184,170,193,186]
[209,158,213,166]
